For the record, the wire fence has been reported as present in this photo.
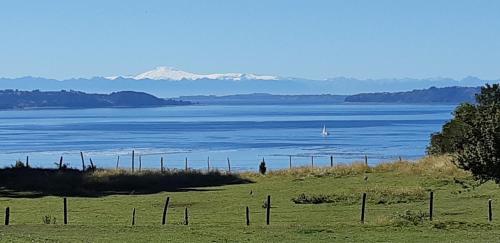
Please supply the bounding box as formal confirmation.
[1,192,496,227]
[0,150,414,172]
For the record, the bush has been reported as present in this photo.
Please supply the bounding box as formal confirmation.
[12,160,27,168]
[391,210,429,226]
[259,160,267,175]
[291,187,425,205]
[42,215,57,224]
[292,193,334,204]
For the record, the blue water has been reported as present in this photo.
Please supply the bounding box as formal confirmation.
[0,104,454,171]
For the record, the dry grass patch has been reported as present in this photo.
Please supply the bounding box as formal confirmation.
[259,155,470,181]
[373,155,469,179]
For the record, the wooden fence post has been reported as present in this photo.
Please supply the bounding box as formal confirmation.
[89,158,95,172]
[63,197,68,225]
[26,156,29,167]
[132,150,135,173]
[162,197,170,225]
[266,195,271,225]
[429,191,434,221]
[116,156,120,170]
[184,208,189,225]
[207,156,210,172]
[289,155,292,169]
[361,193,366,223]
[246,206,250,226]
[139,156,142,172]
[59,156,63,169]
[132,208,136,226]
[227,157,231,173]
[489,199,493,222]
[185,157,188,171]
[330,155,333,167]
[311,156,314,168]
[80,151,85,171]
[160,157,164,172]
[364,155,368,167]
[4,207,9,225]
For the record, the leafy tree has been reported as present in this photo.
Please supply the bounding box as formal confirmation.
[427,103,475,155]
[428,84,500,182]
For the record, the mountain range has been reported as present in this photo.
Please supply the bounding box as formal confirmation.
[0,67,496,97]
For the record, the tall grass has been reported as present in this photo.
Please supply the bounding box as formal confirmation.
[264,155,469,179]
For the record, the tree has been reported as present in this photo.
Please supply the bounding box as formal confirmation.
[259,159,267,175]
[428,84,500,182]
[427,103,475,155]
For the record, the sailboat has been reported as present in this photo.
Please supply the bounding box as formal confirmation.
[321,125,329,137]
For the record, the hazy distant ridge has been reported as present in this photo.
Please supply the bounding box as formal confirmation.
[179,93,347,105]
[180,86,485,105]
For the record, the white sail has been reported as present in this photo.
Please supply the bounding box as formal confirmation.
[321,125,329,136]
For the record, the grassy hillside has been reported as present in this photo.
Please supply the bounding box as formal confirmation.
[1,156,500,242]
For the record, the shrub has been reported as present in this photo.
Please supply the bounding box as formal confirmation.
[12,160,26,168]
[259,160,267,175]
[42,215,57,224]
[54,162,69,170]
[391,210,429,226]
[292,193,334,204]
[292,187,425,205]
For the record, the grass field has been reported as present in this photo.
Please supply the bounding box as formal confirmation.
[1,156,500,242]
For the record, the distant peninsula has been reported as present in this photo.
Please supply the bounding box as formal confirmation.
[177,93,347,105]
[0,90,191,109]
[344,86,481,104]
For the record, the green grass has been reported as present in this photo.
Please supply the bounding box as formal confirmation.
[1,156,500,242]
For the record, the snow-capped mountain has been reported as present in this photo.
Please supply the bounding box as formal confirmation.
[107,66,278,81]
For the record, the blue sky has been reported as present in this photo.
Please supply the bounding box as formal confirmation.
[1,0,499,80]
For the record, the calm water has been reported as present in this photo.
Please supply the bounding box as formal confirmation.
[0,104,454,171]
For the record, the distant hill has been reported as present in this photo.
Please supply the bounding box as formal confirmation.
[345,86,481,104]
[0,90,191,109]
[178,93,347,105]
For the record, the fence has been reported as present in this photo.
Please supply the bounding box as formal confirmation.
[5,150,407,173]
[1,191,495,227]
